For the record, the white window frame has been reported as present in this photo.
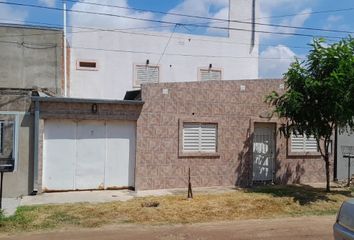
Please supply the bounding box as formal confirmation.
[291,133,318,153]
[76,59,99,71]
[182,123,218,153]
[133,64,160,88]
[198,67,223,81]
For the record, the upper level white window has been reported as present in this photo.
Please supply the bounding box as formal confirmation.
[76,60,98,71]
[199,68,222,81]
[291,134,318,152]
[134,64,159,87]
[183,123,217,153]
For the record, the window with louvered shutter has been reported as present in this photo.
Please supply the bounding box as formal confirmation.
[199,69,222,81]
[135,65,159,86]
[291,134,318,152]
[183,123,217,152]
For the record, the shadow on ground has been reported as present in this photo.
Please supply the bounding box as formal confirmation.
[244,184,353,205]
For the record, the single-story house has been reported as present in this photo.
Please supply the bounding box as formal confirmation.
[29,79,332,193]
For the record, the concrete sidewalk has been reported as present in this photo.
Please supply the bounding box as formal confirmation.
[20,190,135,206]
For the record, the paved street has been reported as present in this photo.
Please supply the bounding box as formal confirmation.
[0,216,335,240]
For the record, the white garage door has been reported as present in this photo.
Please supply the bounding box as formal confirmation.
[43,119,136,191]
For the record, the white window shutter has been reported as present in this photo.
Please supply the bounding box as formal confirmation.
[200,70,211,81]
[183,123,217,152]
[200,69,222,81]
[291,135,305,152]
[304,137,318,152]
[200,124,217,152]
[183,124,200,152]
[136,65,159,85]
[291,134,318,152]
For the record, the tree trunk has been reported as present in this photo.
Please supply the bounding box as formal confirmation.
[325,154,330,192]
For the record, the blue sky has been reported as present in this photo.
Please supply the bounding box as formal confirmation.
[1,0,353,78]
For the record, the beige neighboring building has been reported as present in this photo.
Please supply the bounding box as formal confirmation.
[0,24,63,198]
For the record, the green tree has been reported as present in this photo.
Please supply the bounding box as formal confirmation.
[266,37,354,192]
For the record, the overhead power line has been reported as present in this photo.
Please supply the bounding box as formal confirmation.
[157,24,178,65]
[68,0,354,22]
[0,1,348,40]
[0,19,313,50]
[253,7,354,20]
[0,20,173,39]
[0,39,305,60]
[66,0,354,35]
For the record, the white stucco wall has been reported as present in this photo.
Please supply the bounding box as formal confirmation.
[69,0,259,100]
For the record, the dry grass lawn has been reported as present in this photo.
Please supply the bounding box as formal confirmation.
[0,185,353,234]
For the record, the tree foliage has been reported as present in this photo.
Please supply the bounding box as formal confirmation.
[266,37,354,192]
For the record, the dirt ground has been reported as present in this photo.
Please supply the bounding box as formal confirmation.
[0,215,335,240]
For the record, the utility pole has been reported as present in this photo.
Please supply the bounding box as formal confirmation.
[63,0,67,97]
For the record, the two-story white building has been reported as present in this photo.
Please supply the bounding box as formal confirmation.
[68,0,259,100]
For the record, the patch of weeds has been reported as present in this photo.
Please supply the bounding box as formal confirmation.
[0,206,36,232]
[141,201,160,208]
[0,185,351,234]
[46,211,80,227]
[0,209,4,219]
[80,218,106,228]
[247,185,337,205]
[0,209,5,227]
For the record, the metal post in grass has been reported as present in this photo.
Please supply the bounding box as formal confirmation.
[341,146,354,187]
[187,167,193,199]
[0,172,3,209]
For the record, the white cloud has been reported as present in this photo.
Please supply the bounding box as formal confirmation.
[277,8,312,34]
[206,7,229,36]
[38,0,56,7]
[258,1,312,40]
[69,0,155,30]
[69,0,229,36]
[161,0,228,34]
[327,15,343,23]
[259,45,297,78]
[0,0,28,24]
[325,15,344,29]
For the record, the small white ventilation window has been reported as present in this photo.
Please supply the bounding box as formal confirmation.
[291,134,318,152]
[183,123,217,153]
[199,69,222,81]
[134,65,159,86]
[76,60,98,71]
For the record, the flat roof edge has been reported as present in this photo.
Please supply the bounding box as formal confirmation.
[32,96,144,105]
[0,23,62,32]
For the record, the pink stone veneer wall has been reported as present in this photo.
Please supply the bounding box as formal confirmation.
[135,79,332,190]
